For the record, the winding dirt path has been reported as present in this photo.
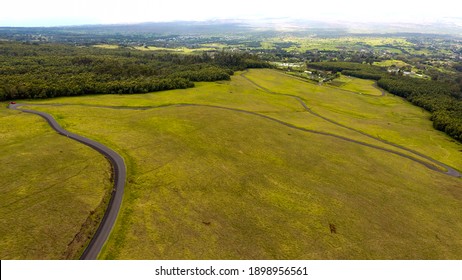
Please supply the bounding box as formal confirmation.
[8,103,126,260]
[19,102,461,177]
[240,71,461,177]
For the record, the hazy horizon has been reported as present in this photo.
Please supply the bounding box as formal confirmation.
[2,0,462,27]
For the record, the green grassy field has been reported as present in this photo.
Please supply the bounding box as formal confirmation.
[27,73,437,169]
[93,44,217,54]
[244,69,462,170]
[327,74,383,96]
[18,69,462,259]
[134,46,216,53]
[261,37,413,53]
[0,105,112,259]
[373,59,410,68]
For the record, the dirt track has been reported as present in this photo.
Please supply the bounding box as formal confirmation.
[15,101,461,177]
[240,72,461,177]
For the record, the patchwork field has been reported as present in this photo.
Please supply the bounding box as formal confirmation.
[5,69,462,259]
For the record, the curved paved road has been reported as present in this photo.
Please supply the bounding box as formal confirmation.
[8,103,126,260]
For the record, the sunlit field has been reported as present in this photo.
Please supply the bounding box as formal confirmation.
[0,106,111,259]
[16,69,462,259]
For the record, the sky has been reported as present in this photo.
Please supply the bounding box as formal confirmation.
[1,0,461,27]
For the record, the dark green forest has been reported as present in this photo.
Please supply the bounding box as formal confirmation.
[308,61,462,142]
[0,42,269,100]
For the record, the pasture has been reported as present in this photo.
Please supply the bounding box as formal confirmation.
[18,69,462,259]
[0,105,111,259]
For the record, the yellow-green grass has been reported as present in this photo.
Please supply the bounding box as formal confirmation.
[0,104,112,259]
[241,72,450,170]
[18,69,462,259]
[92,44,120,49]
[26,73,302,113]
[243,69,462,170]
[22,74,410,157]
[133,46,216,53]
[26,73,447,170]
[327,75,383,96]
[373,59,410,68]
[23,104,462,259]
[200,43,227,49]
[93,44,216,54]
[262,37,413,52]
[24,68,457,173]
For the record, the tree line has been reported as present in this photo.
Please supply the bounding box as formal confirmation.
[0,42,270,101]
